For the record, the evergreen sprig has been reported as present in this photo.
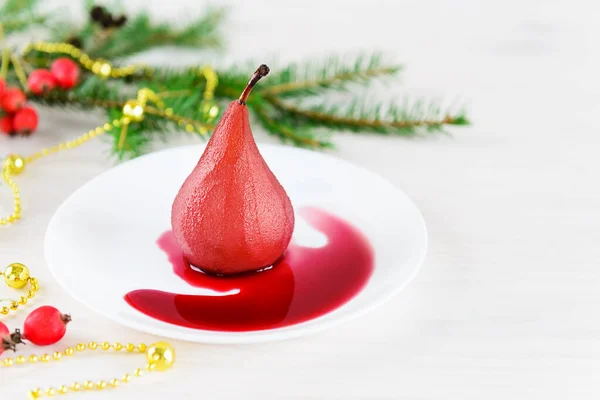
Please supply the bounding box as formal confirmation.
[261,53,402,97]
[0,0,48,35]
[2,0,469,158]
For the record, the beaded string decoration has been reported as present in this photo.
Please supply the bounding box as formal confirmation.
[0,263,176,399]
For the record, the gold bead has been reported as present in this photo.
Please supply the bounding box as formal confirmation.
[16,356,26,364]
[28,389,41,399]
[3,263,30,289]
[83,381,94,390]
[65,347,75,356]
[30,277,38,285]
[10,301,18,310]
[126,343,135,352]
[122,100,145,122]
[97,380,107,390]
[31,283,40,291]
[146,342,176,371]
[109,379,119,387]
[4,358,14,366]
[200,101,220,123]
[53,351,62,360]
[40,354,50,362]
[113,342,123,351]
[45,387,57,396]
[3,154,26,175]
[92,59,112,77]
[101,341,111,350]
[58,385,68,394]
[88,341,98,350]
[26,290,34,298]
[76,343,86,351]
[1,307,9,315]
[121,374,131,382]
[19,296,28,305]
[70,382,81,391]
[29,355,39,363]
[133,368,144,377]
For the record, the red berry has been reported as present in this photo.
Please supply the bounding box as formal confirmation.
[0,322,8,355]
[0,322,16,354]
[13,106,38,136]
[1,88,26,113]
[27,69,57,95]
[51,58,80,89]
[0,77,6,96]
[0,114,14,136]
[23,306,71,346]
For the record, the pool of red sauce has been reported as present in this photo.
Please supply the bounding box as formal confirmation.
[124,207,374,332]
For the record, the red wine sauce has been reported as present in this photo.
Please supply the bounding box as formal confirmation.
[125,207,374,331]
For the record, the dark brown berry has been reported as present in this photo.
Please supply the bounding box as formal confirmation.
[90,6,107,22]
[100,14,114,28]
[113,15,128,28]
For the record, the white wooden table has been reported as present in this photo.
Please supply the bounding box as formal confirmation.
[1,0,598,398]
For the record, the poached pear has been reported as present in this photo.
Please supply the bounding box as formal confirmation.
[171,65,295,275]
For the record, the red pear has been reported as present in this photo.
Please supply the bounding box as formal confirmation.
[171,65,295,275]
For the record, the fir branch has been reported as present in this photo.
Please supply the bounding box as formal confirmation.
[261,54,402,97]
[0,0,38,14]
[252,101,333,148]
[0,0,48,35]
[85,8,225,59]
[266,96,469,135]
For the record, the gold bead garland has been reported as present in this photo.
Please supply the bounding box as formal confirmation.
[21,42,143,79]
[0,263,175,398]
[1,340,175,399]
[0,120,115,225]
[198,66,220,123]
[0,41,204,398]
[0,263,39,315]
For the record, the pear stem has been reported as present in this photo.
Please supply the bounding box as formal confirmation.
[238,64,270,105]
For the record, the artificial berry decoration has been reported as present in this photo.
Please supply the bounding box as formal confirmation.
[23,306,71,346]
[0,77,6,96]
[13,106,39,136]
[51,58,80,89]
[1,87,26,113]
[0,321,10,354]
[27,69,56,95]
[0,114,14,136]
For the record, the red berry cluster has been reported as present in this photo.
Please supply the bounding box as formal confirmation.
[0,306,71,354]
[0,81,37,137]
[0,57,80,137]
[28,57,80,94]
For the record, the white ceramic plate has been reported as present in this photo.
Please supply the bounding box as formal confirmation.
[45,144,427,343]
